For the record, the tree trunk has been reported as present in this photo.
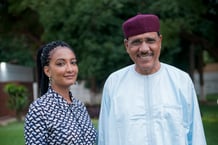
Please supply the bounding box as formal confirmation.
[198,48,206,101]
[189,44,195,81]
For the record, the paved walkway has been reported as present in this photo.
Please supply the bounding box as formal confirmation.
[0,116,17,126]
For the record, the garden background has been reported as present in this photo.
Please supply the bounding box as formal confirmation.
[0,0,217,145]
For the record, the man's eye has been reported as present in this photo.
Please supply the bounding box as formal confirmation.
[131,39,142,45]
[146,38,156,44]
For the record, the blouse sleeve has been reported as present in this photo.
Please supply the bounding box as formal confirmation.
[24,103,48,145]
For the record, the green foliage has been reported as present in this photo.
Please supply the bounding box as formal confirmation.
[18,0,131,91]
[3,83,28,121]
[204,51,216,63]
[0,36,35,66]
[1,0,217,90]
[0,0,43,67]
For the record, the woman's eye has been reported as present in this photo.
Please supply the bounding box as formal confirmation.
[71,61,77,65]
[56,62,65,66]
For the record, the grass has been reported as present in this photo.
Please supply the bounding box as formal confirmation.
[200,93,218,145]
[0,94,217,145]
[0,121,25,145]
[202,107,218,145]
[92,118,98,129]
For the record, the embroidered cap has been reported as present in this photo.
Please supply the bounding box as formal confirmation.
[122,14,160,38]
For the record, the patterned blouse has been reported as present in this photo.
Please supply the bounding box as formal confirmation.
[24,88,97,145]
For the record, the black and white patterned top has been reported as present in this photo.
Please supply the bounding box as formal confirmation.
[24,87,97,145]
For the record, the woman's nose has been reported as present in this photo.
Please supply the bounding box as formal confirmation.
[66,63,74,72]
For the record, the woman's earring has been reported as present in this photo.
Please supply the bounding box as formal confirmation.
[49,77,52,86]
[74,81,78,85]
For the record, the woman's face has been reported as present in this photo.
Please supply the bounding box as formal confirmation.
[124,32,162,75]
[44,46,78,90]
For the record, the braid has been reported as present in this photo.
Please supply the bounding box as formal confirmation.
[36,40,73,96]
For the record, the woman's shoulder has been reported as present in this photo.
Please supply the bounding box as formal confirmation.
[72,97,86,109]
[28,93,53,111]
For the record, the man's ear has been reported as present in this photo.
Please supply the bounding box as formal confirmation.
[43,66,50,77]
[124,39,129,53]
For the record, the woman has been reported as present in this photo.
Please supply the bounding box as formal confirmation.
[24,40,97,144]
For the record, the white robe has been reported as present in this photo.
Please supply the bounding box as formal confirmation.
[98,63,206,145]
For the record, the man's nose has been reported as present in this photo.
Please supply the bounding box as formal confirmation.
[139,41,149,51]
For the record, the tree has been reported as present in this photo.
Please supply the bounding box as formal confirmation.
[0,0,43,67]
[146,0,218,100]
[1,0,217,95]
[18,0,131,92]
[3,83,29,121]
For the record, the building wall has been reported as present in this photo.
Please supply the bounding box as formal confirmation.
[0,62,33,82]
[70,81,102,105]
[194,63,218,95]
[0,62,34,118]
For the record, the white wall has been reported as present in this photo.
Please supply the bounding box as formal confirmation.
[194,71,218,95]
[0,62,33,82]
[70,81,102,105]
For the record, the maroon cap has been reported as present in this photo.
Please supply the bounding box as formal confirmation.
[122,14,160,38]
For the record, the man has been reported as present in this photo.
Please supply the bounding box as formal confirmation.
[98,14,207,145]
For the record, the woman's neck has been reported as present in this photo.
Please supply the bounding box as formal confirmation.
[51,86,72,103]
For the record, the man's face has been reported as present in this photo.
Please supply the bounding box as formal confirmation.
[124,32,162,75]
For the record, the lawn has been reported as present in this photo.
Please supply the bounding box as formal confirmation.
[202,106,218,145]
[0,121,25,145]
[200,94,218,145]
[0,94,217,145]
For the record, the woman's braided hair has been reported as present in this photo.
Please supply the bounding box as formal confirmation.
[36,40,73,96]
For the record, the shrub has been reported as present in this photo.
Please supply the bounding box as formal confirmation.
[3,83,28,121]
